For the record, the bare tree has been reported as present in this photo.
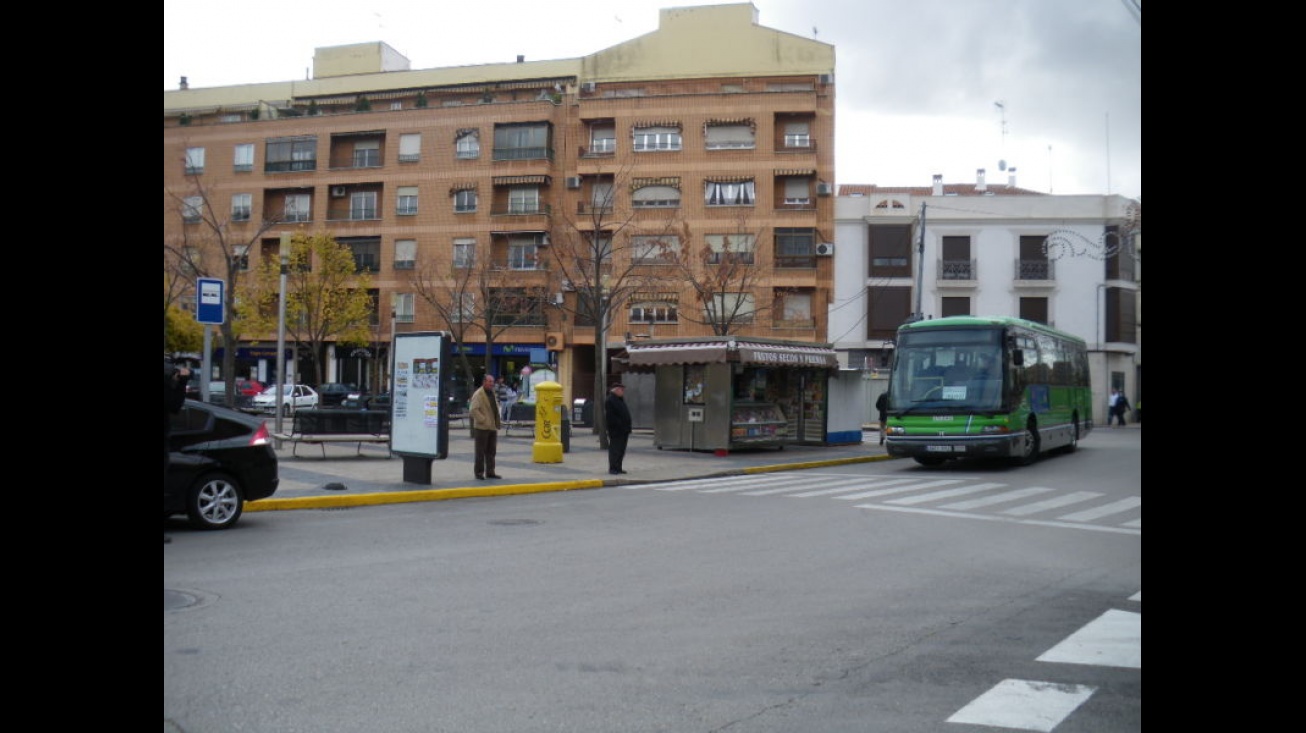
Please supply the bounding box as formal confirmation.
[409,243,553,413]
[163,157,281,405]
[541,159,681,446]
[248,230,376,387]
[665,212,789,336]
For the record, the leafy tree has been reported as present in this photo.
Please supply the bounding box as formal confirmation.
[248,230,376,387]
[164,299,203,355]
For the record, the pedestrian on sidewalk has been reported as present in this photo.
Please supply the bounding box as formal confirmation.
[1108,387,1129,427]
[605,383,632,475]
[470,374,502,479]
[875,391,889,445]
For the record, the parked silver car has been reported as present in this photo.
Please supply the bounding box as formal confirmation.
[251,384,319,416]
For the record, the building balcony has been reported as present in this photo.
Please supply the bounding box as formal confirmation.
[1014,259,1055,282]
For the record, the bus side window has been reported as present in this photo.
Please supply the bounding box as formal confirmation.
[1012,349,1024,366]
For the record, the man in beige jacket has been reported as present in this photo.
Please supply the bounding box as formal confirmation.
[470,373,503,479]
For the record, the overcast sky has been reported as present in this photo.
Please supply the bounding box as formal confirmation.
[164,0,1141,200]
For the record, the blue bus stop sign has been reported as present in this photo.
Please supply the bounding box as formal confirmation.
[196,278,225,325]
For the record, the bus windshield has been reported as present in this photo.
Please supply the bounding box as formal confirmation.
[889,329,1005,413]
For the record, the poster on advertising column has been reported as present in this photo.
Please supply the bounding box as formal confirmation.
[391,331,451,460]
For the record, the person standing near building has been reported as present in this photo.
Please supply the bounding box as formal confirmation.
[604,382,632,475]
[497,376,518,422]
[470,374,502,479]
[875,390,889,445]
[1108,387,1129,427]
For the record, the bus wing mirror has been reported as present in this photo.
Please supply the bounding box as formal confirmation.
[1011,349,1024,367]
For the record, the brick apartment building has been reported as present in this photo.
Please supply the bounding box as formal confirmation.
[163,2,835,406]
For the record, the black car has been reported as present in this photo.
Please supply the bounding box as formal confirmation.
[317,382,358,407]
[166,399,279,530]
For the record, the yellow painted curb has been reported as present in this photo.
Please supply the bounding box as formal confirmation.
[245,479,606,512]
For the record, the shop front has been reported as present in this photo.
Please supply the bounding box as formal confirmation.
[625,337,840,452]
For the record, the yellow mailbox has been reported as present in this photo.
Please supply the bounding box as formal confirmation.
[531,380,564,463]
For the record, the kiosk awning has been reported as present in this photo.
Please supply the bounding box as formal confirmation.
[626,339,839,370]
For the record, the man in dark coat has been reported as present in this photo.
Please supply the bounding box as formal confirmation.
[604,383,632,475]
[164,359,191,543]
[875,391,889,445]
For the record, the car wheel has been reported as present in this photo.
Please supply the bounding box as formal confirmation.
[185,471,245,530]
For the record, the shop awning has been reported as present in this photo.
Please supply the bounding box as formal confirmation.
[626,339,839,370]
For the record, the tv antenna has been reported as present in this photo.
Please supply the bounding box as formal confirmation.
[994,101,1009,171]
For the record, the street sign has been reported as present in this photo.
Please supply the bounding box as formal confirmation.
[196,278,225,325]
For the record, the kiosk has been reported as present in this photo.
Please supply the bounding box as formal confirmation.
[625,337,840,452]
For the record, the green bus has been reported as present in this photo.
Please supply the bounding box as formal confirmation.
[884,315,1093,466]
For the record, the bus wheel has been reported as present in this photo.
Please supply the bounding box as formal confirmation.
[1063,417,1080,453]
[1016,420,1041,465]
[914,456,947,467]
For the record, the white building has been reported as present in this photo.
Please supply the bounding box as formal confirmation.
[831,170,1141,420]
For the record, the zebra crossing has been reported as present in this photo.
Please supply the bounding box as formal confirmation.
[623,472,1141,535]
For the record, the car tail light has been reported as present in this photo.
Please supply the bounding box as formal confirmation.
[250,422,272,447]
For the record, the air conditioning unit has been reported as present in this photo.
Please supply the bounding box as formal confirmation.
[816,182,832,197]
[565,176,582,189]
[818,73,833,85]
[546,332,566,351]
[330,186,347,198]
[580,82,597,93]
[815,242,835,257]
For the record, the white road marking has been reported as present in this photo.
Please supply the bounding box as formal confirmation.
[1000,491,1103,516]
[947,678,1096,732]
[886,482,1008,506]
[1056,497,1142,523]
[1036,609,1141,669]
[941,486,1052,510]
[835,479,967,500]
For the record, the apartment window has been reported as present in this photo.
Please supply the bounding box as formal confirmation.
[1019,296,1049,324]
[632,235,680,264]
[941,296,970,317]
[632,183,680,209]
[781,177,812,206]
[704,120,755,150]
[869,224,912,277]
[454,189,477,213]
[265,136,317,172]
[633,125,681,152]
[341,237,381,273]
[231,245,250,271]
[1104,287,1137,343]
[182,196,203,223]
[453,293,476,323]
[778,291,813,325]
[352,140,380,168]
[231,194,252,222]
[493,122,550,161]
[629,296,678,324]
[705,179,755,206]
[1104,225,1136,281]
[398,133,421,163]
[284,194,310,222]
[775,227,816,268]
[490,288,547,327]
[233,143,254,172]
[455,129,480,159]
[940,236,973,279]
[350,192,378,220]
[394,239,416,270]
[394,292,415,323]
[1018,235,1051,280]
[506,186,541,214]
[589,122,615,154]
[706,292,754,324]
[453,238,475,269]
[867,286,912,340]
[706,233,755,265]
[396,186,419,216]
[782,120,811,149]
[184,147,205,175]
[507,234,541,270]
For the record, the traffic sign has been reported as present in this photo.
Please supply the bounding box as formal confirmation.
[196,278,225,325]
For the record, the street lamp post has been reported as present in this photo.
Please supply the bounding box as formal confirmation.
[274,234,290,442]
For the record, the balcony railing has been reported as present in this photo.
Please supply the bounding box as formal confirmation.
[492,146,553,161]
[327,207,380,221]
[490,203,552,217]
[1015,259,1055,281]
[938,259,976,280]
[577,202,614,216]
[775,255,817,268]
[774,198,815,211]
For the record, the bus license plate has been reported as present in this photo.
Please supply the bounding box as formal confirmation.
[926,445,958,453]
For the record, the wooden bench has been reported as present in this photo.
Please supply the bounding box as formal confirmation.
[274,409,391,458]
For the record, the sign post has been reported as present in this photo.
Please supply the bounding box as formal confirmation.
[195,278,225,402]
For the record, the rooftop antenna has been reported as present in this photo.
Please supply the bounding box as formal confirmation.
[994,101,1008,171]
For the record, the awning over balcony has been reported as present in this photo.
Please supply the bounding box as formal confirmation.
[774,168,816,177]
[625,338,839,371]
[492,175,551,186]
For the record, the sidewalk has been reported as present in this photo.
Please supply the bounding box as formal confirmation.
[248,427,894,513]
